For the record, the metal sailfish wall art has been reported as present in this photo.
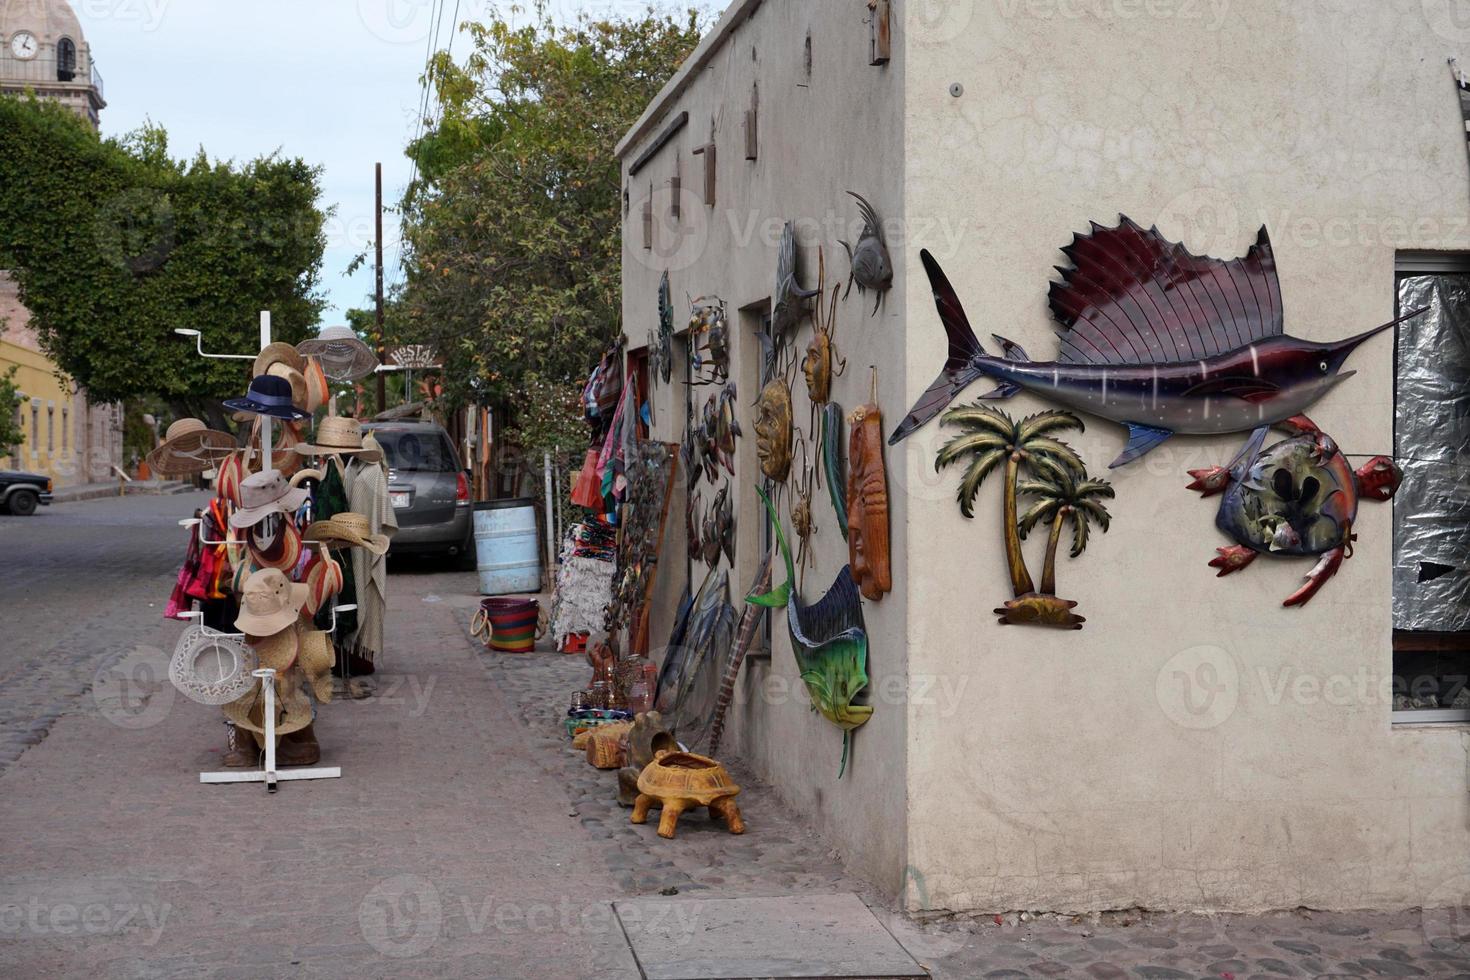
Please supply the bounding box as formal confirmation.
[1187,415,1401,607]
[891,217,1426,467]
[840,192,893,315]
[774,220,820,337]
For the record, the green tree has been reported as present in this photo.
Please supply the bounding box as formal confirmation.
[0,97,327,426]
[0,366,22,453]
[397,2,703,456]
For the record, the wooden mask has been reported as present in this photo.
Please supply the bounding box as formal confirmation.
[753,378,793,482]
[846,402,891,601]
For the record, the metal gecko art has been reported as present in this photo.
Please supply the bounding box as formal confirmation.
[747,487,871,778]
[839,192,893,316]
[891,217,1426,467]
[1186,415,1401,607]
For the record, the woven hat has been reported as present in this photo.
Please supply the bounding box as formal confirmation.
[247,623,299,672]
[298,628,335,703]
[254,341,305,379]
[293,416,383,463]
[266,362,309,413]
[215,450,248,505]
[223,673,314,738]
[145,419,236,477]
[296,326,379,382]
[223,375,311,422]
[230,470,309,528]
[303,356,330,412]
[246,517,304,572]
[304,512,390,556]
[305,554,344,615]
[168,626,258,706]
[234,567,309,635]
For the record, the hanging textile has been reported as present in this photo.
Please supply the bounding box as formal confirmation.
[312,459,359,641]
[346,446,398,666]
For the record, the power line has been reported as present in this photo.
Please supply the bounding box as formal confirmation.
[387,0,449,299]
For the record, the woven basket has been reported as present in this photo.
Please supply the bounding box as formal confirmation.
[585,721,633,769]
[479,597,539,653]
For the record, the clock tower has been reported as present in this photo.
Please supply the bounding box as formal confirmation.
[0,0,106,128]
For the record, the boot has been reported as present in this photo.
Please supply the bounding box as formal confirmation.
[278,724,320,767]
[223,723,258,768]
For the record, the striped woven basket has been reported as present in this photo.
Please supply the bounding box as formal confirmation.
[478,597,539,653]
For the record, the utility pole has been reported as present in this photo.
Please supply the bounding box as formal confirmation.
[375,162,387,415]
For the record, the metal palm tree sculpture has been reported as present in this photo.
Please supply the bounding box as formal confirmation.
[936,404,1104,629]
[1016,467,1114,600]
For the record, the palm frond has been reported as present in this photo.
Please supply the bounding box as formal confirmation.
[1017,498,1061,539]
[1073,498,1113,534]
[940,404,1017,440]
[1024,436,1085,475]
[954,446,1006,519]
[935,430,1007,472]
[1014,478,1063,499]
[1069,510,1092,557]
[1017,410,1083,443]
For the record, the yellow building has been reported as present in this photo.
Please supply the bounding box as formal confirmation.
[1,0,121,485]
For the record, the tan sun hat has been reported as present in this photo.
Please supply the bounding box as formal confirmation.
[247,624,299,673]
[223,673,314,738]
[254,341,305,379]
[266,362,309,413]
[229,470,310,529]
[298,628,335,703]
[234,567,309,636]
[293,416,383,463]
[296,326,379,382]
[303,356,330,412]
[145,418,236,477]
[304,512,390,556]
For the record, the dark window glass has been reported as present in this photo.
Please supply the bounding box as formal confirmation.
[369,428,458,473]
[56,38,76,81]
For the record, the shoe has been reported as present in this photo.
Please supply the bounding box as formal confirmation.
[278,724,320,767]
[223,723,258,768]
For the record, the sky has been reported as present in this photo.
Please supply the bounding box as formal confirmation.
[75,0,654,332]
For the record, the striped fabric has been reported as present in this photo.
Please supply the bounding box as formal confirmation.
[482,598,539,653]
[1453,59,1470,171]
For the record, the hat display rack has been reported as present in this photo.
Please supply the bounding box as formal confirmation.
[173,311,375,793]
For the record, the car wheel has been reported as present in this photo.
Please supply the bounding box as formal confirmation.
[8,491,38,517]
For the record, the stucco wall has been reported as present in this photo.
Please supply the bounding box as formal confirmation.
[619,0,910,895]
[900,0,1470,913]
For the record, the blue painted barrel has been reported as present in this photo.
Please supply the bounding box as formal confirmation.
[473,498,542,596]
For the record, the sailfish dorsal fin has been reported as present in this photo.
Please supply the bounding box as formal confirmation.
[1046,216,1284,366]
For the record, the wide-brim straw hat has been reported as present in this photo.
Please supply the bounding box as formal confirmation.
[304,512,390,556]
[305,555,344,616]
[303,356,330,413]
[168,626,258,706]
[298,628,334,703]
[267,363,309,413]
[223,672,314,737]
[245,518,304,572]
[234,567,309,635]
[247,625,299,673]
[145,419,236,477]
[297,326,379,382]
[254,341,306,379]
[293,415,383,463]
[223,375,311,422]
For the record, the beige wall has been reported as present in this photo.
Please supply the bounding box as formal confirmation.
[619,0,911,895]
[901,0,1470,913]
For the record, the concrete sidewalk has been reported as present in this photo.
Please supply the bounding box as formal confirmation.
[49,479,195,503]
[0,568,638,979]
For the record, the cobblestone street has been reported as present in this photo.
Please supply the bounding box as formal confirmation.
[1,495,1469,977]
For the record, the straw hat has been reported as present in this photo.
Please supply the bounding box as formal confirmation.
[223,375,311,422]
[303,356,330,412]
[145,419,236,477]
[168,626,258,706]
[266,362,309,413]
[230,470,309,529]
[215,450,248,505]
[304,512,390,556]
[223,673,314,738]
[298,628,335,703]
[234,567,309,635]
[254,341,306,379]
[247,624,299,673]
[245,517,303,572]
[293,416,383,463]
[305,555,344,615]
[296,326,379,382]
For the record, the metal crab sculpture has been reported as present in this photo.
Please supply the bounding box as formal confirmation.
[1187,415,1401,607]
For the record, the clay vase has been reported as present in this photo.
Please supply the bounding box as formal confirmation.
[631,750,744,840]
[617,711,677,807]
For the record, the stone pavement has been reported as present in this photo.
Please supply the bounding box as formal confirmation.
[2,494,1470,978]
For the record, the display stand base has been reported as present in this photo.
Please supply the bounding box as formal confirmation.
[200,767,341,792]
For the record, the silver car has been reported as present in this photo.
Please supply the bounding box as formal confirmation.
[362,421,473,566]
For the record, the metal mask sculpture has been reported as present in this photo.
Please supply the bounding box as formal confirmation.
[753,378,794,482]
[846,382,892,601]
[839,192,893,316]
[773,220,819,337]
[748,488,871,778]
[936,404,1114,629]
[891,217,1425,467]
[688,296,730,385]
[650,270,674,387]
[1187,415,1400,607]
[804,284,846,418]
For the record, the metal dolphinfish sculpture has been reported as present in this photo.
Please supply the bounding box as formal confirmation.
[1187,415,1401,607]
[891,217,1425,467]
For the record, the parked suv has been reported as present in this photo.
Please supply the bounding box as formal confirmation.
[361,421,473,565]
[0,470,53,516]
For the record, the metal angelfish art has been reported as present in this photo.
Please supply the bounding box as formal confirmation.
[839,192,893,316]
[1187,415,1401,607]
[892,217,1426,467]
[747,487,871,777]
[936,405,1114,629]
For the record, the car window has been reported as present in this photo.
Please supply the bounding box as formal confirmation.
[370,428,458,473]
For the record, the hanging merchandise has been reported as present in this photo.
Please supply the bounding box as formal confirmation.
[822,403,848,542]
[244,515,304,573]
[890,219,1425,465]
[345,434,398,671]
[549,523,617,647]
[304,512,391,555]
[654,566,735,754]
[747,488,871,778]
[709,545,776,758]
[223,374,311,422]
[304,552,345,617]
[790,436,818,584]
[168,625,258,707]
[803,284,847,429]
[302,356,330,413]
[1187,416,1399,607]
[605,441,677,653]
[229,470,310,530]
[688,296,731,385]
[293,416,385,463]
[145,419,236,478]
[650,270,675,387]
[753,378,794,483]
[296,325,380,383]
[773,220,819,338]
[839,192,893,316]
[935,405,1113,629]
[846,377,892,601]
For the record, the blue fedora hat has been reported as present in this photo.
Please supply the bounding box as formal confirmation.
[223,375,311,421]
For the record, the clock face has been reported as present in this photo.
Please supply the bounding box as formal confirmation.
[10,31,38,61]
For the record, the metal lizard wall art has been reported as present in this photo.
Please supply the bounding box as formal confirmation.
[891,217,1426,467]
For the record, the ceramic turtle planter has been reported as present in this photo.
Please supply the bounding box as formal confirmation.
[631,749,745,839]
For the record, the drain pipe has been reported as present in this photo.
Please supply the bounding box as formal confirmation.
[543,451,555,590]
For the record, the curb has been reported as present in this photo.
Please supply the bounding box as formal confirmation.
[50,480,197,503]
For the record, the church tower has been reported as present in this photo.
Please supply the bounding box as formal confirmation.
[0,0,106,128]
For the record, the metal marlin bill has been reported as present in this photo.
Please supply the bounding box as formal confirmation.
[890,216,1425,467]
